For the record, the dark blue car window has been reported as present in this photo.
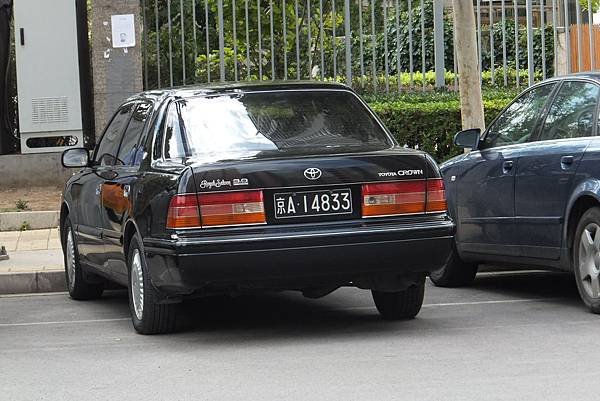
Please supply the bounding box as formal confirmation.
[538,81,600,141]
[484,84,555,148]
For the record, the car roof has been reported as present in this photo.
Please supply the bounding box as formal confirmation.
[132,81,352,103]
[534,72,600,86]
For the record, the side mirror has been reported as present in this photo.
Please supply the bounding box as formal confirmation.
[454,128,481,150]
[62,148,89,168]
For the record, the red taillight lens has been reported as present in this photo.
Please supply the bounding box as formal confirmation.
[362,180,426,217]
[166,194,201,229]
[197,190,266,227]
[361,178,447,217]
[426,178,447,213]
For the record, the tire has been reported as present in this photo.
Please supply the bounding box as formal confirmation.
[62,217,104,300]
[372,277,425,320]
[573,207,600,314]
[127,234,177,334]
[429,241,478,287]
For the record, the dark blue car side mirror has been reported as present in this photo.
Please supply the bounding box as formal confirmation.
[454,128,481,150]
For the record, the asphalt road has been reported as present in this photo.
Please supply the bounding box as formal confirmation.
[1,270,598,401]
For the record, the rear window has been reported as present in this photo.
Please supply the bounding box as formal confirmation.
[164,90,393,159]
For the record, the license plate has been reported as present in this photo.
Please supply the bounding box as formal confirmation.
[273,189,353,219]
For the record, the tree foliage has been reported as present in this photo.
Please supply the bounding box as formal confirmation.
[143,0,559,91]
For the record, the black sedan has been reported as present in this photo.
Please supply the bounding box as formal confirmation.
[60,82,453,334]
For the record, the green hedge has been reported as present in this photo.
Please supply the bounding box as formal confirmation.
[367,90,516,163]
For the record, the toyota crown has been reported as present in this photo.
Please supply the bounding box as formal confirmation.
[60,82,454,334]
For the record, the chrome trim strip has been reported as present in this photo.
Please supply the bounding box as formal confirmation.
[150,220,454,247]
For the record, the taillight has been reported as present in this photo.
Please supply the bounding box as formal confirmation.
[426,178,447,213]
[197,190,266,227]
[167,190,266,229]
[166,194,201,229]
[361,178,447,217]
[362,181,426,217]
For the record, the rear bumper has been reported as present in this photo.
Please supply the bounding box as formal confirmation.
[143,217,454,296]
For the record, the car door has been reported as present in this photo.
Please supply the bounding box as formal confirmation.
[515,80,600,260]
[455,83,556,257]
[101,101,153,281]
[74,104,134,268]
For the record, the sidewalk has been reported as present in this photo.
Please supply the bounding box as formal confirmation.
[0,228,61,252]
[0,229,65,294]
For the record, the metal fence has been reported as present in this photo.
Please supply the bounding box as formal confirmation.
[141,0,598,93]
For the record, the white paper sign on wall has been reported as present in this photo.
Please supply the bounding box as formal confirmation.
[111,14,135,48]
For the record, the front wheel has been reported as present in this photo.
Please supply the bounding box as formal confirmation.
[63,217,104,300]
[372,277,425,320]
[429,241,478,287]
[127,235,177,334]
[573,207,600,314]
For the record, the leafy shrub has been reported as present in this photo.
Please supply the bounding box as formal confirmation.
[367,90,515,163]
[321,68,542,94]
[15,199,30,211]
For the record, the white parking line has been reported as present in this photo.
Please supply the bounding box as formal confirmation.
[0,292,69,298]
[333,297,564,312]
[0,318,130,328]
[422,297,563,307]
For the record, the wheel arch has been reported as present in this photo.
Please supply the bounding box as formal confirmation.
[123,219,142,260]
[59,201,71,247]
[564,180,600,263]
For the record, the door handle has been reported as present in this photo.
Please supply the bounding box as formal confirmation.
[95,184,102,196]
[502,160,514,173]
[123,185,131,199]
[561,155,574,166]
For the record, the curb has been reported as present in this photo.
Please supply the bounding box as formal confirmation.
[0,270,66,295]
[0,211,59,231]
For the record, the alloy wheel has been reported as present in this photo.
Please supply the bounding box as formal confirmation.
[66,230,76,292]
[578,223,600,299]
[131,249,145,321]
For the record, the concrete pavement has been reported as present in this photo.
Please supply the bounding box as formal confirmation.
[0,271,594,401]
[0,228,61,252]
[0,229,65,294]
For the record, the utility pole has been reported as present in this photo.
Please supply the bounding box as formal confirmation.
[452,0,485,131]
[0,0,14,155]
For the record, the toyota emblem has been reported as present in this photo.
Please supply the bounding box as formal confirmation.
[304,168,322,180]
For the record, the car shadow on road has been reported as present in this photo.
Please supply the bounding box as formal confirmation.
[471,268,580,301]
[175,291,398,338]
[97,269,587,341]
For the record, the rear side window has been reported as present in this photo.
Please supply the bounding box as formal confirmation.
[484,84,555,148]
[163,103,187,161]
[173,90,392,158]
[117,102,152,166]
[95,104,133,166]
[538,81,600,141]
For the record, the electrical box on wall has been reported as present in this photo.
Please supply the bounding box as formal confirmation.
[13,0,83,154]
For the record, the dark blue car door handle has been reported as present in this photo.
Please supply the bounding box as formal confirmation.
[561,155,574,167]
[502,160,513,173]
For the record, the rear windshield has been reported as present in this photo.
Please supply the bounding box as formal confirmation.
[163,90,393,159]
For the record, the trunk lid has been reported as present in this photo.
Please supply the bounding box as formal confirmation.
[188,148,431,192]
[181,148,435,225]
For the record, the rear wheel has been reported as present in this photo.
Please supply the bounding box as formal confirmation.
[372,277,425,320]
[573,207,600,314]
[63,217,104,300]
[429,241,478,287]
[127,235,177,334]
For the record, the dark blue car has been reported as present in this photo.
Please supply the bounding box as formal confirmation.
[434,73,600,313]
